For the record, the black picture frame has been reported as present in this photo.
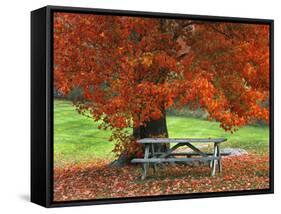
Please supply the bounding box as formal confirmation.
[31,5,274,208]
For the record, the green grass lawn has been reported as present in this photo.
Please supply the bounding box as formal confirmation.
[54,99,269,166]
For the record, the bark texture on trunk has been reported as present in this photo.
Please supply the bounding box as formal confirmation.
[133,111,169,153]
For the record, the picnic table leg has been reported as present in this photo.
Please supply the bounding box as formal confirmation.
[209,144,214,168]
[217,144,222,173]
[150,144,157,173]
[209,152,213,168]
[211,143,218,176]
[141,144,150,180]
[156,146,164,169]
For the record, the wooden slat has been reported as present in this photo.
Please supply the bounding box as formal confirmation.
[137,138,227,144]
[131,157,220,163]
[158,143,183,158]
[167,152,231,156]
[185,142,208,157]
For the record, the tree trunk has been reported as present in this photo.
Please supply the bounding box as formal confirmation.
[110,109,169,167]
[133,110,169,152]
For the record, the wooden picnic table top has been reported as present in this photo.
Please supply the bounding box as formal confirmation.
[136,138,227,144]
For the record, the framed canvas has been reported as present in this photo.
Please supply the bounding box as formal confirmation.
[31,5,274,208]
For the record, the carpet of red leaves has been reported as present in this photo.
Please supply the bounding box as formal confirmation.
[53,154,269,202]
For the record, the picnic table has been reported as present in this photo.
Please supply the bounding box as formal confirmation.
[131,138,228,179]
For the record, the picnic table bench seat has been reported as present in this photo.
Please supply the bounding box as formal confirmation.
[131,138,228,180]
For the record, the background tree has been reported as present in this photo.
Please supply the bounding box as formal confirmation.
[54,13,269,162]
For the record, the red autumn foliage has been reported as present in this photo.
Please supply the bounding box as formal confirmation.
[53,154,269,201]
[53,13,270,155]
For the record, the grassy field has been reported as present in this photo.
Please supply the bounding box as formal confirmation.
[54,99,269,166]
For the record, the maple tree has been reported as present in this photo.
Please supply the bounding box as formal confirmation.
[53,12,270,158]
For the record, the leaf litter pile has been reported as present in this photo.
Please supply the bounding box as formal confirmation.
[53,154,269,201]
